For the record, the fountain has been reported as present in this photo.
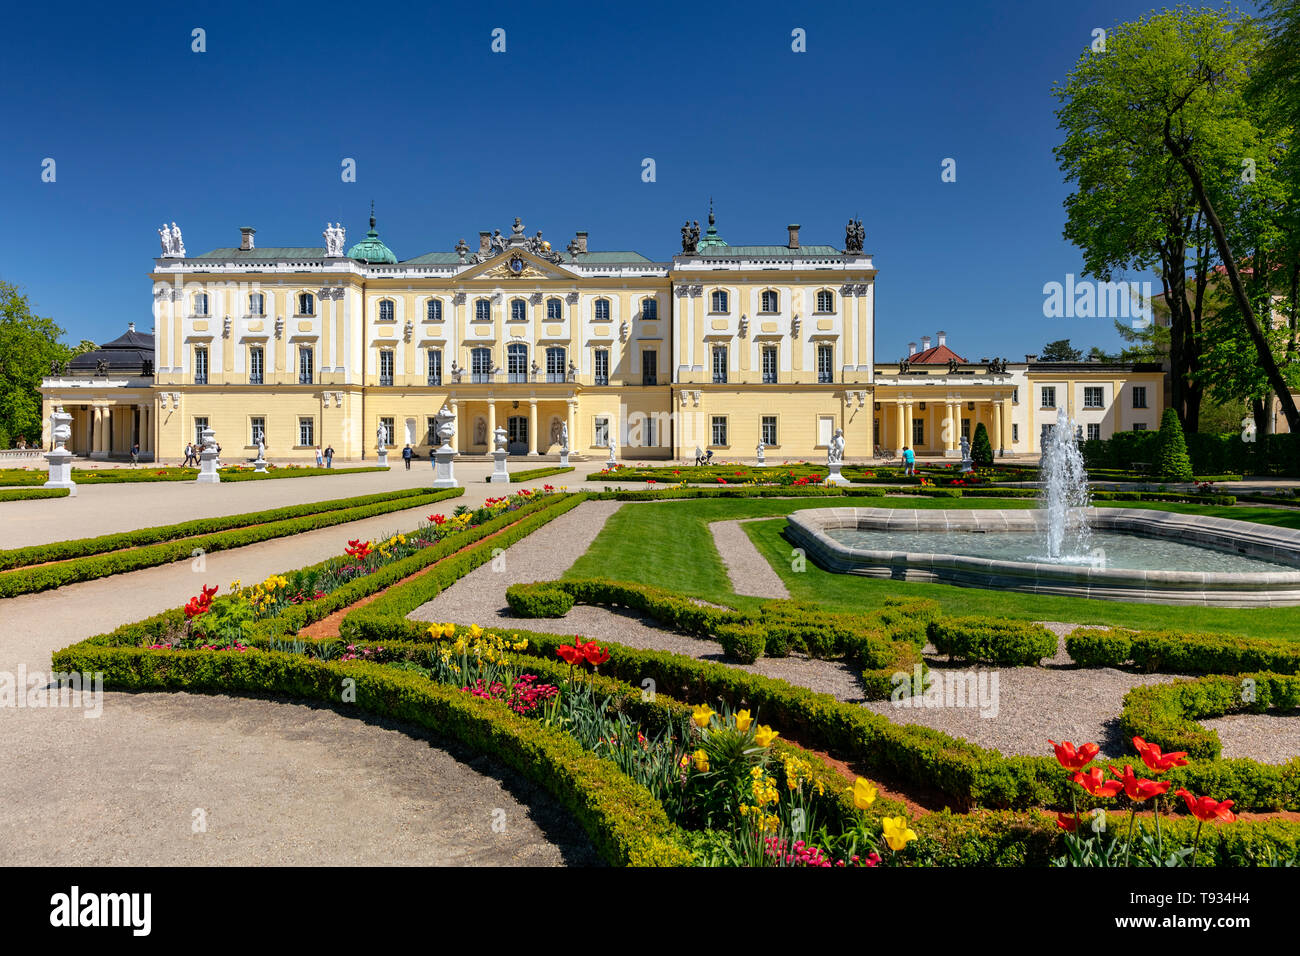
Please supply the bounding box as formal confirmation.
[1039,408,1091,562]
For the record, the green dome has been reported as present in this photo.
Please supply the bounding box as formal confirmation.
[696,200,728,251]
[347,208,397,264]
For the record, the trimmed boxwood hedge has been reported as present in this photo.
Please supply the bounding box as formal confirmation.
[927,617,1057,666]
[0,486,69,502]
[588,485,888,501]
[1066,626,1300,675]
[0,488,466,599]
[509,466,575,483]
[0,465,388,487]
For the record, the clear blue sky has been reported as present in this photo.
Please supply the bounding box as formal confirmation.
[0,0,1256,360]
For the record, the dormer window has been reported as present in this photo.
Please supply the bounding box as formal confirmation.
[594,298,611,322]
[711,290,729,313]
[816,290,835,314]
[378,299,395,322]
[760,290,779,314]
[475,298,491,321]
[193,292,209,316]
[298,292,315,316]
[248,292,264,316]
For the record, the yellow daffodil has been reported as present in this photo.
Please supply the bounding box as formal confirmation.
[692,749,710,772]
[753,724,779,747]
[229,579,242,593]
[734,709,753,732]
[881,816,917,852]
[853,778,878,810]
[691,704,716,728]
[469,624,483,640]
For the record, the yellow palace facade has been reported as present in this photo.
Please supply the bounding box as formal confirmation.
[40,210,1164,463]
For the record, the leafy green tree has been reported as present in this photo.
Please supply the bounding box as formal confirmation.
[1155,407,1195,481]
[970,422,994,467]
[1040,339,1082,362]
[0,281,69,448]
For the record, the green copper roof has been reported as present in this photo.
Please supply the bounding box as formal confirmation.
[697,244,842,257]
[347,205,398,264]
[194,247,326,259]
[696,200,727,250]
[402,251,465,265]
[563,251,652,263]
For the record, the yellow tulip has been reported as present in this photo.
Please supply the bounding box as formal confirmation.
[881,816,917,852]
[853,778,878,810]
[469,624,483,639]
[691,704,716,728]
[734,709,753,732]
[753,724,779,747]
[692,749,710,772]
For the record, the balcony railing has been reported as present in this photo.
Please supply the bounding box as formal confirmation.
[249,374,263,385]
[195,374,208,385]
[507,372,528,383]
[427,375,441,387]
[594,374,609,386]
[470,372,493,384]
[299,373,313,385]
[546,372,566,383]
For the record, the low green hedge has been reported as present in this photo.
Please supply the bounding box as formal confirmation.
[927,617,1058,665]
[504,583,576,617]
[0,486,451,572]
[48,642,692,866]
[0,486,69,501]
[0,465,387,486]
[509,466,575,483]
[588,486,887,501]
[1066,626,1300,675]
[0,488,465,599]
[1119,672,1300,760]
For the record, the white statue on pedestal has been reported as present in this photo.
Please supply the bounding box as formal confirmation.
[170,222,185,257]
[195,425,221,483]
[432,405,459,488]
[44,405,76,496]
[560,422,569,454]
[828,429,845,464]
[324,222,346,257]
[756,440,766,464]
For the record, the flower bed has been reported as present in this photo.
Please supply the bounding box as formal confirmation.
[0,465,388,486]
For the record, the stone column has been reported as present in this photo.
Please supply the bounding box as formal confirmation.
[528,399,539,455]
[487,396,497,452]
[1000,398,1013,456]
[944,401,957,455]
[992,399,1004,457]
[903,401,914,454]
[566,401,576,452]
[90,407,103,458]
[894,401,905,457]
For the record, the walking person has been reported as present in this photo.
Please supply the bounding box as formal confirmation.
[402,443,413,470]
[131,441,139,466]
[324,444,334,468]
[315,446,324,468]
[903,445,916,477]
[183,441,194,467]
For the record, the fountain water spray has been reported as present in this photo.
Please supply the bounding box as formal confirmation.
[1039,408,1092,561]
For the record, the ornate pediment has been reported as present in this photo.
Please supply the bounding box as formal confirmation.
[461,248,578,282]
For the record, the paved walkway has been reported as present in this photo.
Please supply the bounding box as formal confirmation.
[710,519,790,598]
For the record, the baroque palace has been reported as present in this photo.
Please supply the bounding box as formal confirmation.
[39,209,1164,463]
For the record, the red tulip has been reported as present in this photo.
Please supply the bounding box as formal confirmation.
[556,645,583,665]
[1175,789,1236,823]
[1073,767,1123,798]
[200,584,218,601]
[1055,812,1078,832]
[1109,764,1172,802]
[582,643,610,666]
[183,597,208,619]
[1132,736,1189,774]
[1049,739,1099,771]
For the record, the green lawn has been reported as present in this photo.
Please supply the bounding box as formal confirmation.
[566,496,1300,641]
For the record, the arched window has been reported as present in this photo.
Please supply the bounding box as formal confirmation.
[760,290,779,313]
[475,298,491,321]
[248,292,264,316]
[816,290,835,313]
[594,298,611,322]
[298,292,315,316]
[546,297,563,320]
[378,299,395,322]
[711,290,729,313]
[194,292,209,315]
[641,297,658,320]
[510,298,527,321]
[426,299,442,322]
[507,343,528,382]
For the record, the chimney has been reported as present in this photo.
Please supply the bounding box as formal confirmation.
[575,231,588,254]
[937,330,946,347]
[787,224,800,249]
[921,335,932,351]
[908,341,918,356]
[1025,354,1037,363]
[239,227,255,251]
[479,231,491,254]
[128,322,135,333]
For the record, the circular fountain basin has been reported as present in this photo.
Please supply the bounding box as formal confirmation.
[784,507,1300,606]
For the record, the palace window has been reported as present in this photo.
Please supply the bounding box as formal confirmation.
[1087,423,1101,441]
[426,416,438,445]
[712,345,728,384]
[249,346,263,385]
[250,417,265,447]
[193,416,209,446]
[711,415,728,447]
[1012,387,1019,404]
[298,293,315,316]
[594,416,609,447]
[594,298,611,322]
[426,298,443,322]
[961,418,971,441]
[471,347,492,383]
[817,344,834,384]
[475,298,491,322]
[298,346,313,384]
[194,346,209,385]
[507,343,528,383]
[378,299,395,323]
[1012,424,1019,443]
[379,417,394,447]
[912,418,925,447]
[762,346,778,384]
[1041,386,1056,409]
[761,290,779,313]
[547,346,567,383]
[547,297,563,320]
[298,417,314,447]
[816,290,835,313]
[379,349,394,386]
[510,298,527,322]
[1083,386,1104,409]
[193,292,209,316]
[1132,386,1148,409]
[711,290,729,313]
[642,297,657,320]
[249,292,264,316]
[762,415,778,446]
[642,349,657,386]
[427,348,442,386]
[594,348,609,386]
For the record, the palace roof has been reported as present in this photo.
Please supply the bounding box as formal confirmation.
[67,324,154,375]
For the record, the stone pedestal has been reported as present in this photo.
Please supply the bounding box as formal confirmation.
[757,449,766,466]
[559,450,569,467]
[196,448,221,483]
[489,449,510,483]
[377,449,390,469]
[43,448,77,496]
[433,446,458,488]
[605,450,617,469]
[825,461,850,486]
[253,456,268,473]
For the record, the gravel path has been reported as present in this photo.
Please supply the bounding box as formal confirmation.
[412,502,1299,764]
[711,519,790,598]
